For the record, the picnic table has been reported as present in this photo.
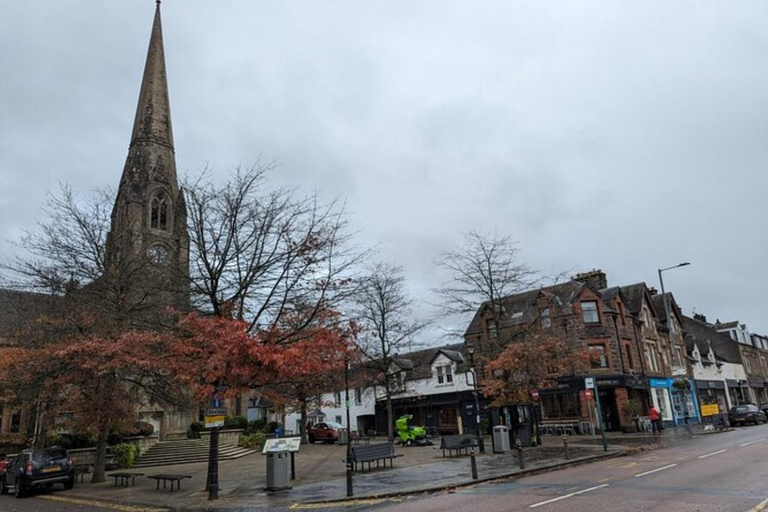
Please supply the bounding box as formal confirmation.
[147,474,192,492]
[109,472,144,487]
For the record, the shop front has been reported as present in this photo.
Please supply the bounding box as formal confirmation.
[748,377,768,405]
[649,377,700,427]
[695,379,729,412]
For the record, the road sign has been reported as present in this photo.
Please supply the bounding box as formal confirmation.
[205,407,227,428]
[531,389,540,401]
[585,377,595,389]
[585,389,593,400]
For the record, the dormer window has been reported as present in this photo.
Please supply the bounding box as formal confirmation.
[581,301,599,324]
[541,308,552,329]
[150,190,170,230]
[436,365,453,385]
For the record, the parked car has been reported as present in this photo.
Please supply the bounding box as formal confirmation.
[760,403,768,416]
[308,422,345,443]
[1,447,75,498]
[729,404,767,426]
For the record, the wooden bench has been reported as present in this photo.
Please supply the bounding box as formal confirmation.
[147,474,191,492]
[349,443,402,472]
[109,472,144,487]
[440,434,478,457]
[74,464,92,483]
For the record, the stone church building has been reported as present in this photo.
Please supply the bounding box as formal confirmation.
[0,2,195,442]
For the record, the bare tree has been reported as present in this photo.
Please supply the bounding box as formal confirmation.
[434,230,539,339]
[354,263,428,442]
[183,164,360,337]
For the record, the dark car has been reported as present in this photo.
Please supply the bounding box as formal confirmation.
[1,447,75,498]
[729,404,767,426]
[307,422,344,443]
[760,403,768,416]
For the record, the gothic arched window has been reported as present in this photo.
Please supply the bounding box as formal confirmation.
[150,190,170,230]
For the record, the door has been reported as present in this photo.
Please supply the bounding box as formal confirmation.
[438,407,458,434]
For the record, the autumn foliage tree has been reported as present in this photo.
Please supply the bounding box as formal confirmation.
[482,329,592,406]
[0,324,187,483]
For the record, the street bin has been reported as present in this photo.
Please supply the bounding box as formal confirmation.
[266,450,292,491]
[493,425,510,453]
[337,428,349,445]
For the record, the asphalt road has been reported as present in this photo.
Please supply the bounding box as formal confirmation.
[361,425,768,512]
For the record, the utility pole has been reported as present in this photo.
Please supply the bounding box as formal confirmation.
[466,344,485,453]
[345,359,353,497]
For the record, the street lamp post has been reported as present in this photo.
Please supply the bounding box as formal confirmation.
[658,262,690,435]
[344,359,353,497]
[466,345,485,454]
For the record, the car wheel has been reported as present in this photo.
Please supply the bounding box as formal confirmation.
[308,436,315,444]
[14,482,25,498]
[64,476,75,490]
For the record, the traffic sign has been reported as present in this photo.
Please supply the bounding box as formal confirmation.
[531,389,540,401]
[585,377,595,389]
[585,389,593,400]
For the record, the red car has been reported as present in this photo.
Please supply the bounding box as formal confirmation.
[308,422,344,443]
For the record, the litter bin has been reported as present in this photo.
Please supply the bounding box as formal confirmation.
[266,451,292,491]
[337,428,349,445]
[493,425,510,453]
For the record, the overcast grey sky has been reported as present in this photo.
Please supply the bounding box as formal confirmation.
[1,1,767,338]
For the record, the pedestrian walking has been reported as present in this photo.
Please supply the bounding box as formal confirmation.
[649,405,662,433]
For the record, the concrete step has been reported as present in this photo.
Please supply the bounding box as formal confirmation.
[134,438,256,468]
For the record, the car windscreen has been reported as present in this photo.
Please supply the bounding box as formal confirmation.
[325,422,344,429]
[731,406,752,412]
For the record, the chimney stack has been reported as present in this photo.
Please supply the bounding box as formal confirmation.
[573,269,608,290]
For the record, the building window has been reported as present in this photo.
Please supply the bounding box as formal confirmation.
[354,388,362,406]
[541,308,552,329]
[150,190,170,230]
[618,303,626,326]
[486,319,498,340]
[588,344,608,369]
[581,301,599,324]
[335,415,343,425]
[389,371,405,392]
[10,412,20,433]
[645,343,660,372]
[625,343,634,370]
[436,365,453,385]
[334,391,342,406]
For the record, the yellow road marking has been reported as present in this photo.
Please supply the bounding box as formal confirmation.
[290,498,395,509]
[40,494,168,511]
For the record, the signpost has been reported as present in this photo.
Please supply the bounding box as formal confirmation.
[585,377,607,452]
[205,408,227,429]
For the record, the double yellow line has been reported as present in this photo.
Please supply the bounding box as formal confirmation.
[40,494,169,512]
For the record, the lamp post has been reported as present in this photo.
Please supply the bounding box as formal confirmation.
[466,345,485,453]
[658,262,690,435]
[344,359,353,497]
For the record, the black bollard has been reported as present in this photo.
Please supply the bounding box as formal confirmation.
[563,436,570,460]
[516,443,525,469]
[470,451,478,480]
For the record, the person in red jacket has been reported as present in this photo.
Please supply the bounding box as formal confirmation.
[648,405,662,433]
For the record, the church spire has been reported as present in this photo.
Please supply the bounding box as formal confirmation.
[130,0,174,151]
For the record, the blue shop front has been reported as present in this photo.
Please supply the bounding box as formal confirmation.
[648,378,700,427]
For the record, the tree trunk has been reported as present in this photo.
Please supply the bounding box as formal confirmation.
[91,428,108,483]
[300,398,309,445]
[385,382,394,442]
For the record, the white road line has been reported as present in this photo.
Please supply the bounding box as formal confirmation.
[740,438,765,447]
[698,449,728,459]
[748,496,768,512]
[634,463,678,478]
[529,484,609,508]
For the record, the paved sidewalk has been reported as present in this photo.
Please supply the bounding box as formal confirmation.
[55,429,715,511]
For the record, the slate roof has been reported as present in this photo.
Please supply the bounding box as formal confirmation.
[682,315,743,365]
[390,343,469,382]
[0,288,63,345]
[650,292,682,324]
[463,281,584,337]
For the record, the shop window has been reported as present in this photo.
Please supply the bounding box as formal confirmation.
[581,301,599,324]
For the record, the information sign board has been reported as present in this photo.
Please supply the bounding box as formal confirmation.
[204,407,227,428]
[262,437,301,454]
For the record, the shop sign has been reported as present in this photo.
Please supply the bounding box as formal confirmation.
[671,366,687,377]
[700,404,719,417]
